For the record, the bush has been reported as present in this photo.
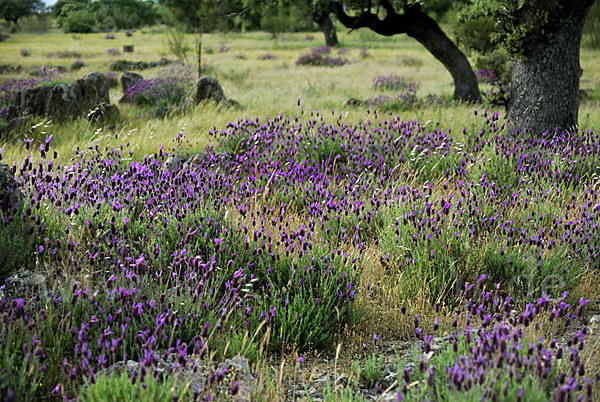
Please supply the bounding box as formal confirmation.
[70,59,85,71]
[79,371,188,402]
[20,48,31,57]
[257,53,277,60]
[475,50,512,109]
[47,50,81,58]
[372,74,420,91]
[296,46,348,67]
[60,10,96,33]
[454,12,496,55]
[583,1,600,49]
[123,64,195,107]
[165,28,191,62]
[0,212,35,279]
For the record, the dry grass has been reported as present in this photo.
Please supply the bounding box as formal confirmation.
[3,29,598,164]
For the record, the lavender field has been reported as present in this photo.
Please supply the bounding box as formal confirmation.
[1,30,600,402]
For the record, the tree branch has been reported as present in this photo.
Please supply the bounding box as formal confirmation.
[333,1,407,36]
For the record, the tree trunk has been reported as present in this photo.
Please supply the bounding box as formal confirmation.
[507,1,594,135]
[334,3,481,103]
[405,10,481,103]
[316,13,339,47]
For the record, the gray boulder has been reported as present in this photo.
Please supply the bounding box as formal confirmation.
[9,72,112,123]
[0,162,21,214]
[195,77,226,104]
[95,355,255,401]
[46,84,81,121]
[72,72,110,112]
[195,77,241,108]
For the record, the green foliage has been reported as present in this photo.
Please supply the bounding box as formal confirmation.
[583,1,600,49]
[0,213,35,279]
[0,305,45,399]
[352,353,385,388]
[398,341,554,401]
[260,12,289,39]
[213,331,260,365]
[455,11,496,55]
[0,0,42,25]
[165,28,192,62]
[79,371,188,401]
[248,245,359,352]
[53,0,158,32]
[59,8,96,33]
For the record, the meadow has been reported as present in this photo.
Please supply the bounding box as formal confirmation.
[1,27,600,401]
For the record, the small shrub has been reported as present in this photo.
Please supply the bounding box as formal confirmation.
[123,64,194,107]
[353,353,385,388]
[359,47,370,58]
[475,50,512,108]
[296,46,348,67]
[399,56,423,67]
[312,45,331,56]
[59,10,96,33]
[125,29,133,37]
[107,47,120,56]
[372,74,420,91]
[257,53,277,60]
[165,28,191,62]
[0,212,35,278]
[47,50,81,59]
[337,47,349,55]
[20,49,31,57]
[79,371,188,401]
[105,34,115,40]
[0,33,10,41]
[70,59,85,71]
[219,44,231,53]
[304,34,314,41]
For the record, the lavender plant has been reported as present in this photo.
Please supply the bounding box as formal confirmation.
[296,46,348,67]
[0,105,599,401]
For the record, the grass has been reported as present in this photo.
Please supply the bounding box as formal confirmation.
[1,25,600,402]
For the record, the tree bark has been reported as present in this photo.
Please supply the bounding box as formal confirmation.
[315,13,339,47]
[507,0,594,135]
[334,2,481,103]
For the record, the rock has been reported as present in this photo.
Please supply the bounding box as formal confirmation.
[119,72,144,101]
[17,85,52,116]
[11,72,112,122]
[95,355,255,401]
[345,98,362,107]
[0,268,48,301]
[163,154,185,172]
[195,77,226,104]
[73,72,110,112]
[0,162,22,215]
[46,84,81,121]
[87,103,119,123]
[590,315,600,334]
[0,64,22,74]
[0,116,31,138]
